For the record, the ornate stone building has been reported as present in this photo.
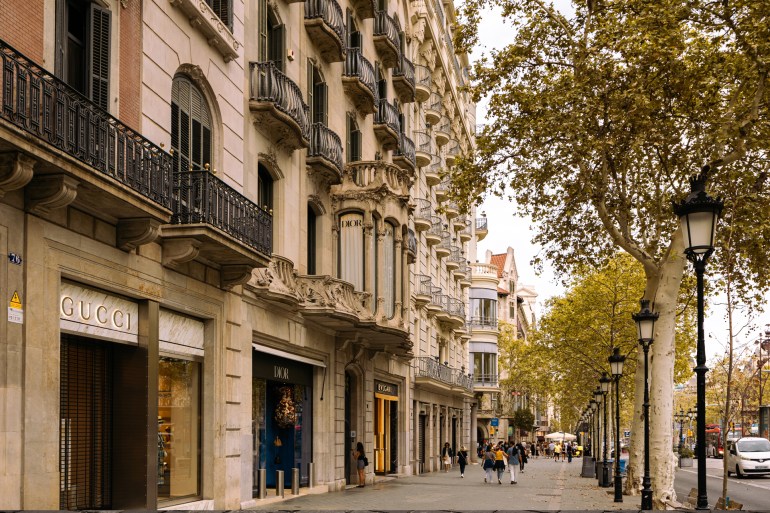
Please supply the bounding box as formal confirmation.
[0,0,479,509]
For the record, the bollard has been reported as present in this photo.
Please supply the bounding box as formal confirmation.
[276,470,284,497]
[258,468,266,499]
[292,468,300,495]
[307,462,315,488]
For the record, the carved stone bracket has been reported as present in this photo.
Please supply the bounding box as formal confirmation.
[117,218,161,251]
[162,238,202,268]
[25,174,78,215]
[221,264,255,290]
[0,152,35,198]
[251,255,300,304]
[169,0,240,62]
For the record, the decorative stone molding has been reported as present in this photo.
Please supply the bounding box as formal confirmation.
[169,0,240,62]
[117,218,161,251]
[162,238,202,268]
[412,18,426,44]
[221,264,255,290]
[307,194,327,215]
[420,42,436,70]
[251,255,301,304]
[297,275,372,319]
[258,149,284,180]
[0,152,35,198]
[433,71,446,94]
[25,174,78,215]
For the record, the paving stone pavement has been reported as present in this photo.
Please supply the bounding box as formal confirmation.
[247,456,640,511]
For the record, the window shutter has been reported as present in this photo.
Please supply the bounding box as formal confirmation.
[272,24,286,72]
[346,9,352,47]
[208,0,232,31]
[346,114,352,163]
[320,83,328,126]
[88,3,111,110]
[259,0,268,62]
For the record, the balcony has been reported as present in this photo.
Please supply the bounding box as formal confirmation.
[476,216,488,240]
[473,373,500,388]
[459,263,472,288]
[249,61,310,151]
[447,298,465,328]
[471,261,498,287]
[335,161,411,230]
[414,357,473,393]
[406,228,417,264]
[425,217,443,245]
[414,65,432,102]
[414,130,433,168]
[452,213,467,231]
[452,260,469,281]
[393,55,415,103]
[304,0,347,63]
[469,316,498,332]
[446,246,462,271]
[393,132,415,172]
[425,154,442,186]
[459,218,472,242]
[0,40,172,246]
[435,232,451,258]
[350,0,376,19]
[343,48,377,114]
[415,274,432,306]
[164,171,272,288]
[414,198,432,231]
[373,10,401,68]
[425,92,442,125]
[445,200,459,219]
[435,116,451,146]
[434,293,450,321]
[445,140,460,166]
[426,286,443,315]
[307,122,344,183]
[373,99,401,150]
[436,176,451,202]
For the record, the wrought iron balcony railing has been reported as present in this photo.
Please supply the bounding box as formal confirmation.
[447,297,465,318]
[476,216,489,231]
[415,357,473,391]
[473,373,499,387]
[418,274,433,296]
[375,98,401,134]
[393,55,415,88]
[249,61,310,145]
[308,122,344,175]
[394,132,415,167]
[414,64,431,91]
[304,0,347,62]
[469,316,498,329]
[415,130,432,154]
[344,51,376,92]
[429,92,443,113]
[448,246,464,265]
[0,39,173,209]
[374,10,401,56]
[415,198,432,220]
[171,171,272,256]
[428,217,444,237]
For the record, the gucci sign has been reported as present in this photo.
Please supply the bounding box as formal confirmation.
[60,282,138,343]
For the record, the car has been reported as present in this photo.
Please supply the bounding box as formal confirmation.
[725,437,770,478]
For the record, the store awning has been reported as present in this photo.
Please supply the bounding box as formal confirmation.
[252,343,326,368]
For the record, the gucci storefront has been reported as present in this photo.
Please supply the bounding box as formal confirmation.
[374,380,399,474]
[252,348,320,494]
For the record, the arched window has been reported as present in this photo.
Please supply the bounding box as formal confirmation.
[307,204,318,274]
[257,164,273,212]
[383,222,396,318]
[171,76,212,173]
[338,212,365,290]
[259,0,285,71]
[346,113,361,162]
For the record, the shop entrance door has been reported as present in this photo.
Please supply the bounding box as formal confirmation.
[418,414,426,473]
[60,336,112,510]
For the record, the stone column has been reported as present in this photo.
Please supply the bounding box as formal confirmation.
[470,401,478,462]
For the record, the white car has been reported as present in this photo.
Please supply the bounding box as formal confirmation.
[726,437,770,478]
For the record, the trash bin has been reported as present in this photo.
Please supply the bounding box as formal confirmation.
[619,459,627,475]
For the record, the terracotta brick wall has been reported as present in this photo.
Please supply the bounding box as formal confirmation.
[0,2,45,63]
[119,0,142,130]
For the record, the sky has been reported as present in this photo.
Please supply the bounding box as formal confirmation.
[466,1,770,361]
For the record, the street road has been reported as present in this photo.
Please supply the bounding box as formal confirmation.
[674,457,770,510]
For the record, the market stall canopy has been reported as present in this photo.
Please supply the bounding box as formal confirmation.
[544,431,577,441]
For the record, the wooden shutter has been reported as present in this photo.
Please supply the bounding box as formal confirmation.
[271,24,286,72]
[209,0,232,31]
[346,114,352,163]
[88,3,111,110]
[315,82,327,125]
[307,60,315,124]
[258,0,268,62]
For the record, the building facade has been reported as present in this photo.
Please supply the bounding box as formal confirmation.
[0,0,480,509]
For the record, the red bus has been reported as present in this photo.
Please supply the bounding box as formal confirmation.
[705,424,724,458]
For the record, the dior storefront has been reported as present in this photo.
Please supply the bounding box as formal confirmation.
[58,281,205,509]
[252,347,323,494]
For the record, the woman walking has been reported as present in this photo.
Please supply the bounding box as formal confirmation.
[457,445,468,478]
[494,444,506,484]
[441,442,453,472]
[483,445,495,483]
[353,442,367,487]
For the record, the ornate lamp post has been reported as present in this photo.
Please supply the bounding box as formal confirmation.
[590,399,598,458]
[633,299,658,510]
[674,170,723,511]
[609,348,626,502]
[593,388,602,480]
[599,373,612,487]
[675,408,687,456]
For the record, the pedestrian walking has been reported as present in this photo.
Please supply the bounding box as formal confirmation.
[494,445,506,484]
[441,442,453,472]
[457,446,468,478]
[553,442,561,462]
[548,441,555,458]
[516,441,527,473]
[507,442,519,484]
[566,442,573,463]
[483,445,495,483]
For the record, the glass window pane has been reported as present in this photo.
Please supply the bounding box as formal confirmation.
[158,358,201,502]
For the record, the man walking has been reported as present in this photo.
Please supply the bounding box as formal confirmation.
[507,442,519,484]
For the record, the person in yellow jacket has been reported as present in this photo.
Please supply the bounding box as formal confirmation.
[494,444,507,484]
[554,442,562,461]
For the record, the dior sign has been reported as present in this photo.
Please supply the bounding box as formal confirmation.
[60,282,138,343]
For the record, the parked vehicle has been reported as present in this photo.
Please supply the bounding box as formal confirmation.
[725,437,770,478]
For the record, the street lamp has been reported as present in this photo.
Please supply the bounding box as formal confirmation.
[599,373,612,488]
[674,170,723,511]
[609,347,626,502]
[589,399,598,458]
[593,388,602,480]
[756,327,770,409]
[675,408,687,457]
[633,299,658,510]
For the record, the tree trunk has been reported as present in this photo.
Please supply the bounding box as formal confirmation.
[649,251,686,508]
[721,279,735,501]
[625,335,646,496]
